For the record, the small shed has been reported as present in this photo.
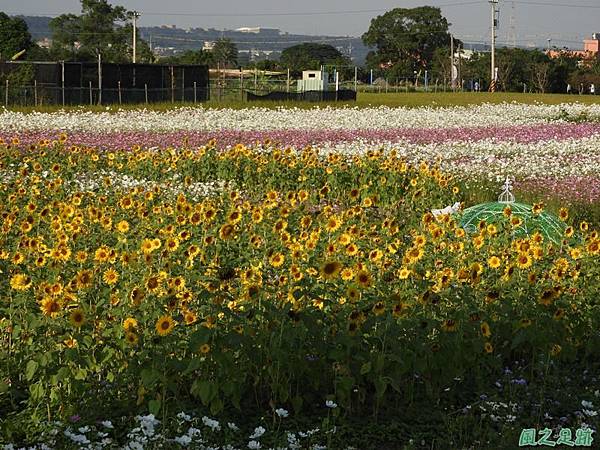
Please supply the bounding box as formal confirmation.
[297,70,328,92]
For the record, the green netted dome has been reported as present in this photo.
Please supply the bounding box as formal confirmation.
[459,202,566,245]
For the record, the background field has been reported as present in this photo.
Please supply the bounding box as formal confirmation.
[5,91,600,113]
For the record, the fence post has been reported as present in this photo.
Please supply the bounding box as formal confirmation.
[89,81,92,105]
[118,81,122,105]
[193,82,197,103]
[287,68,290,93]
[170,66,175,103]
[145,83,148,104]
[5,79,8,107]
[182,69,185,102]
[34,80,38,106]
[240,70,243,102]
[354,66,358,92]
[61,60,65,106]
[218,63,222,102]
[98,53,102,105]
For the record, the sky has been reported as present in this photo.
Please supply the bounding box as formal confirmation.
[2,0,600,49]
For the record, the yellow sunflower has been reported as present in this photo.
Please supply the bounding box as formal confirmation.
[10,273,32,291]
[441,319,458,332]
[184,310,198,325]
[558,208,568,221]
[269,252,285,268]
[325,215,342,233]
[320,260,342,281]
[480,321,492,338]
[69,309,85,327]
[487,256,501,269]
[116,220,130,233]
[516,253,533,270]
[355,270,372,289]
[372,301,386,316]
[125,332,139,345]
[155,315,176,336]
[40,296,61,317]
[219,224,235,240]
[165,237,180,252]
[123,317,138,332]
[103,268,119,285]
[199,343,211,354]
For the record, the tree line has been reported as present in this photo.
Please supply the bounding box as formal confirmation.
[2,1,600,93]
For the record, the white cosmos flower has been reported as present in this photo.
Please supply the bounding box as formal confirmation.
[249,426,266,439]
[275,408,289,418]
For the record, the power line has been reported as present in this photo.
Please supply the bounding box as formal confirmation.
[5,2,485,19]
[512,1,600,8]
[8,0,600,19]
[140,2,485,17]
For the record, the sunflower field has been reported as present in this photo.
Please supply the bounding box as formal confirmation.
[1,104,600,449]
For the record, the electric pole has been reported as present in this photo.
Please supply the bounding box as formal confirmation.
[489,0,498,92]
[450,34,455,91]
[457,43,462,91]
[132,11,141,63]
[508,1,517,48]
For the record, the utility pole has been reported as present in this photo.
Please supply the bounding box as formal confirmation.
[132,11,141,63]
[450,34,455,91]
[457,44,462,91]
[508,1,517,48]
[489,0,499,92]
[547,38,552,53]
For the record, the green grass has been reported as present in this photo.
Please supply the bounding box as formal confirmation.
[4,91,600,113]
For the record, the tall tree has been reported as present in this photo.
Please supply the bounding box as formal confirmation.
[362,7,451,74]
[0,13,34,60]
[211,39,238,68]
[280,43,348,74]
[160,49,213,66]
[49,0,152,63]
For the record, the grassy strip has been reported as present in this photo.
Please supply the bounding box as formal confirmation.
[4,92,600,113]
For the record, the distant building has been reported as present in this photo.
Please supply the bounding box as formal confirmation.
[235,27,280,35]
[36,38,52,49]
[583,33,600,53]
[203,41,216,51]
[297,70,328,92]
[547,34,600,65]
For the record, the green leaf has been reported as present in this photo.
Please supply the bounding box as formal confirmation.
[25,360,38,381]
[56,367,71,382]
[292,395,303,413]
[210,397,224,415]
[140,368,160,388]
[0,380,9,394]
[74,368,88,380]
[148,399,161,416]
[192,380,218,406]
[29,382,45,400]
[360,361,372,375]
[374,377,388,398]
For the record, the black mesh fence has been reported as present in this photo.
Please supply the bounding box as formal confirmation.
[0,61,210,106]
[247,89,356,102]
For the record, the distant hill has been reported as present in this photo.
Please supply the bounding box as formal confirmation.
[17,15,370,64]
[15,15,53,41]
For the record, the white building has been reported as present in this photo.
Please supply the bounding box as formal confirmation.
[297,70,329,92]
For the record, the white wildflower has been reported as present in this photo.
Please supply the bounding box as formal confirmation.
[275,408,289,418]
[249,426,266,439]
